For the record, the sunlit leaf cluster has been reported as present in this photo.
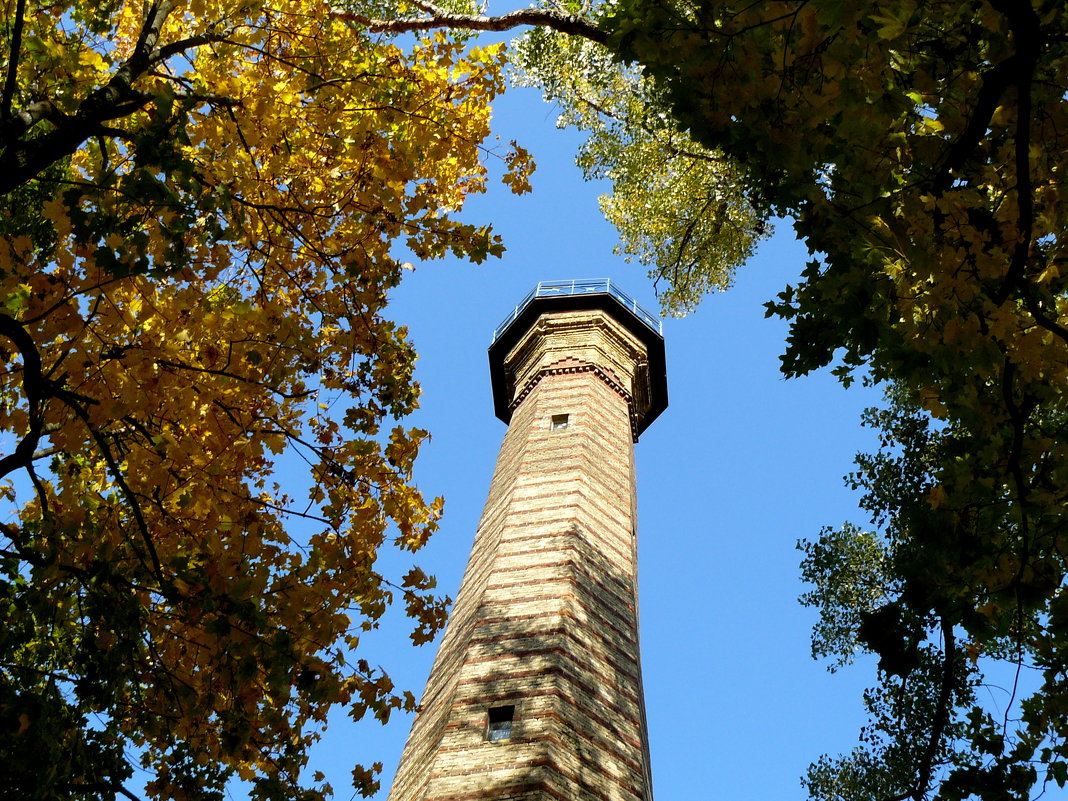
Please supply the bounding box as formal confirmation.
[511,14,767,316]
[0,0,522,798]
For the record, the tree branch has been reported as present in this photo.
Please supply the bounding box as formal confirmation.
[6,100,70,136]
[0,314,46,482]
[148,24,237,69]
[55,387,164,580]
[1021,287,1068,346]
[931,56,1019,195]
[337,6,607,46]
[155,357,314,400]
[917,619,957,799]
[879,620,958,801]
[987,0,1040,305]
[1,0,27,121]
[62,781,146,801]
[0,0,179,194]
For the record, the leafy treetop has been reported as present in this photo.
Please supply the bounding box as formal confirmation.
[600,1,1068,799]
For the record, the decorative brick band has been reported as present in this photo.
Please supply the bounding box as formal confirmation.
[508,363,641,441]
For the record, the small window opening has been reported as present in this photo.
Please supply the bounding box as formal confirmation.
[550,414,569,430]
[486,705,515,742]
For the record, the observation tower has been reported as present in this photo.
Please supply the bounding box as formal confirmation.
[387,279,668,801]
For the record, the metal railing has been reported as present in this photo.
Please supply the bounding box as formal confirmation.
[492,279,663,342]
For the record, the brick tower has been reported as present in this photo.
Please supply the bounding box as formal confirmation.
[387,280,668,801]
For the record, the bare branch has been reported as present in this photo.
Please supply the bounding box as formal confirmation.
[337,7,607,45]
[1,0,27,121]
[0,314,46,482]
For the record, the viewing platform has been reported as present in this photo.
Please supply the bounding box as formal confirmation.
[491,279,663,342]
[488,279,667,438]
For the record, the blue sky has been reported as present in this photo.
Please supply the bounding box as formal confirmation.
[298,79,892,799]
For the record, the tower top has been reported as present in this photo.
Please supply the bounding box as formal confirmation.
[488,279,668,438]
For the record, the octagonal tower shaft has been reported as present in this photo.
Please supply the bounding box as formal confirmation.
[387,285,666,801]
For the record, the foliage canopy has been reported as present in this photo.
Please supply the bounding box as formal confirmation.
[350,0,770,315]
[0,0,532,798]
[598,0,1068,798]
[510,23,767,315]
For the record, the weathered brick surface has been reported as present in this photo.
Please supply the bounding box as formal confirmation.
[387,309,656,801]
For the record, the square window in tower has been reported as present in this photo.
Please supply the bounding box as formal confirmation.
[550,413,569,430]
[486,705,515,742]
